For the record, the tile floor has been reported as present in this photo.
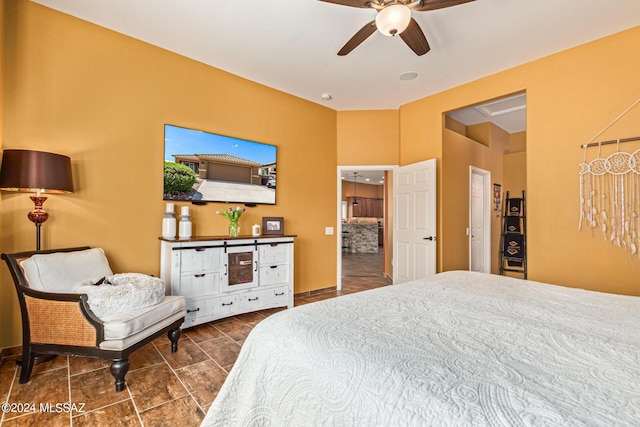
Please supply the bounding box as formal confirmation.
[0,252,390,426]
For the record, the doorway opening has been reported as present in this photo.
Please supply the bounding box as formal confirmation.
[444,91,527,273]
[337,165,395,291]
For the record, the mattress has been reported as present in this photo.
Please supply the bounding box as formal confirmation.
[202,271,640,426]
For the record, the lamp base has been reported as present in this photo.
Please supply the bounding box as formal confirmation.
[27,196,48,251]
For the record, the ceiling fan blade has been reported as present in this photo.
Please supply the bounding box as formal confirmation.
[400,18,430,56]
[338,21,377,56]
[412,0,475,12]
[317,0,371,8]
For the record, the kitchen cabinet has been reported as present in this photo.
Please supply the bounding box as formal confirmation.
[348,197,383,218]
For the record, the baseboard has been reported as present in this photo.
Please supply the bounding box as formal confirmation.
[0,345,21,364]
[294,285,337,298]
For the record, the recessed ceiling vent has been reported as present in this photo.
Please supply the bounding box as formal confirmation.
[475,93,526,118]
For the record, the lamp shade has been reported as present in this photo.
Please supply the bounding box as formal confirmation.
[375,4,411,37]
[0,149,73,194]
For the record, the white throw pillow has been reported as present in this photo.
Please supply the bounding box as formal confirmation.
[20,248,113,293]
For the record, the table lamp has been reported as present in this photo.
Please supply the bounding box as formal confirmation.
[0,149,74,250]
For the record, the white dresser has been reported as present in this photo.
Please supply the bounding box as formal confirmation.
[160,235,295,328]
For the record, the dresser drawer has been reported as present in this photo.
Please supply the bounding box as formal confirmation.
[184,298,211,324]
[214,295,238,317]
[259,243,290,264]
[259,264,289,287]
[239,289,265,312]
[180,247,221,272]
[263,285,289,307]
[180,272,219,297]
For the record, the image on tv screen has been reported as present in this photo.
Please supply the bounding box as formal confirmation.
[163,124,277,205]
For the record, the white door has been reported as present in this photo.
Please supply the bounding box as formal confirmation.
[393,159,437,284]
[469,167,491,273]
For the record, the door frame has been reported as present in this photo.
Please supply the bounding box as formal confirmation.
[337,165,397,291]
[469,166,491,273]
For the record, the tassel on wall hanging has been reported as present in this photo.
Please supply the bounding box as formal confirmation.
[578,97,640,255]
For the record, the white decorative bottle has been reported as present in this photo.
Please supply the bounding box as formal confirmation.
[179,206,192,239]
[162,203,177,239]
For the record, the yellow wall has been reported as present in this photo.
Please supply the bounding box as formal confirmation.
[336,110,399,165]
[401,25,640,295]
[509,131,527,153]
[503,131,527,196]
[0,1,10,351]
[503,152,526,197]
[0,1,4,141]
[0,1,338,348]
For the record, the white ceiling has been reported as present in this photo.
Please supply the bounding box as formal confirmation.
[342,171,386,185]
[447,92,526,133]
[31,0,640,112]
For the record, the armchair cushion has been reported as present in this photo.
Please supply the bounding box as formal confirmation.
[99,295,186,350]
[73,273,166,318]
[20,248,112,293]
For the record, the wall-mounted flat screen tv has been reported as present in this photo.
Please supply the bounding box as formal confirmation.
[163,124,277,205]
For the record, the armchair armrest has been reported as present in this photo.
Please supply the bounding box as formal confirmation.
[19,286,104,347]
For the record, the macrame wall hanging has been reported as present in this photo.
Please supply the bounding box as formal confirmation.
[579,97,640,254]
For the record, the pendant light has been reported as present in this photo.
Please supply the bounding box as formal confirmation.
[353,172,359,206]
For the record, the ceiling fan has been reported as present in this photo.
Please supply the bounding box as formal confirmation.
[319,0,475,56]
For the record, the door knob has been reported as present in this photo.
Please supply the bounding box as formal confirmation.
[423,236,436,241]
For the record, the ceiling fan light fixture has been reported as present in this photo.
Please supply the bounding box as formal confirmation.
[375,4,411,37]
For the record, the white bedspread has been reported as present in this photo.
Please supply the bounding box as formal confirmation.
[202,271,640,426]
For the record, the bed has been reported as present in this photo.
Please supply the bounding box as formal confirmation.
[202,271,640,426]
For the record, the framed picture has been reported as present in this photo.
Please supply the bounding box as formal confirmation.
[262,217,284,236]
[493,183,502,211]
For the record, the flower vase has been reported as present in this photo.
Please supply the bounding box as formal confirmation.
[229,221,239,237]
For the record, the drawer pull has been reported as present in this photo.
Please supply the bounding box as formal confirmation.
[221,301,234,307]
[239,260,252,266]
[275,292,285,296]
[187,308,200,313]
[194,273,205,278]
[270,265,278,269]
[248,297,259,302]
[195,247,206,252]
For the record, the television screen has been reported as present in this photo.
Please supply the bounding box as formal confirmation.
[163,124,277,205]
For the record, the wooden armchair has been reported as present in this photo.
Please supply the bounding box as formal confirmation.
[1,246,186,392]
